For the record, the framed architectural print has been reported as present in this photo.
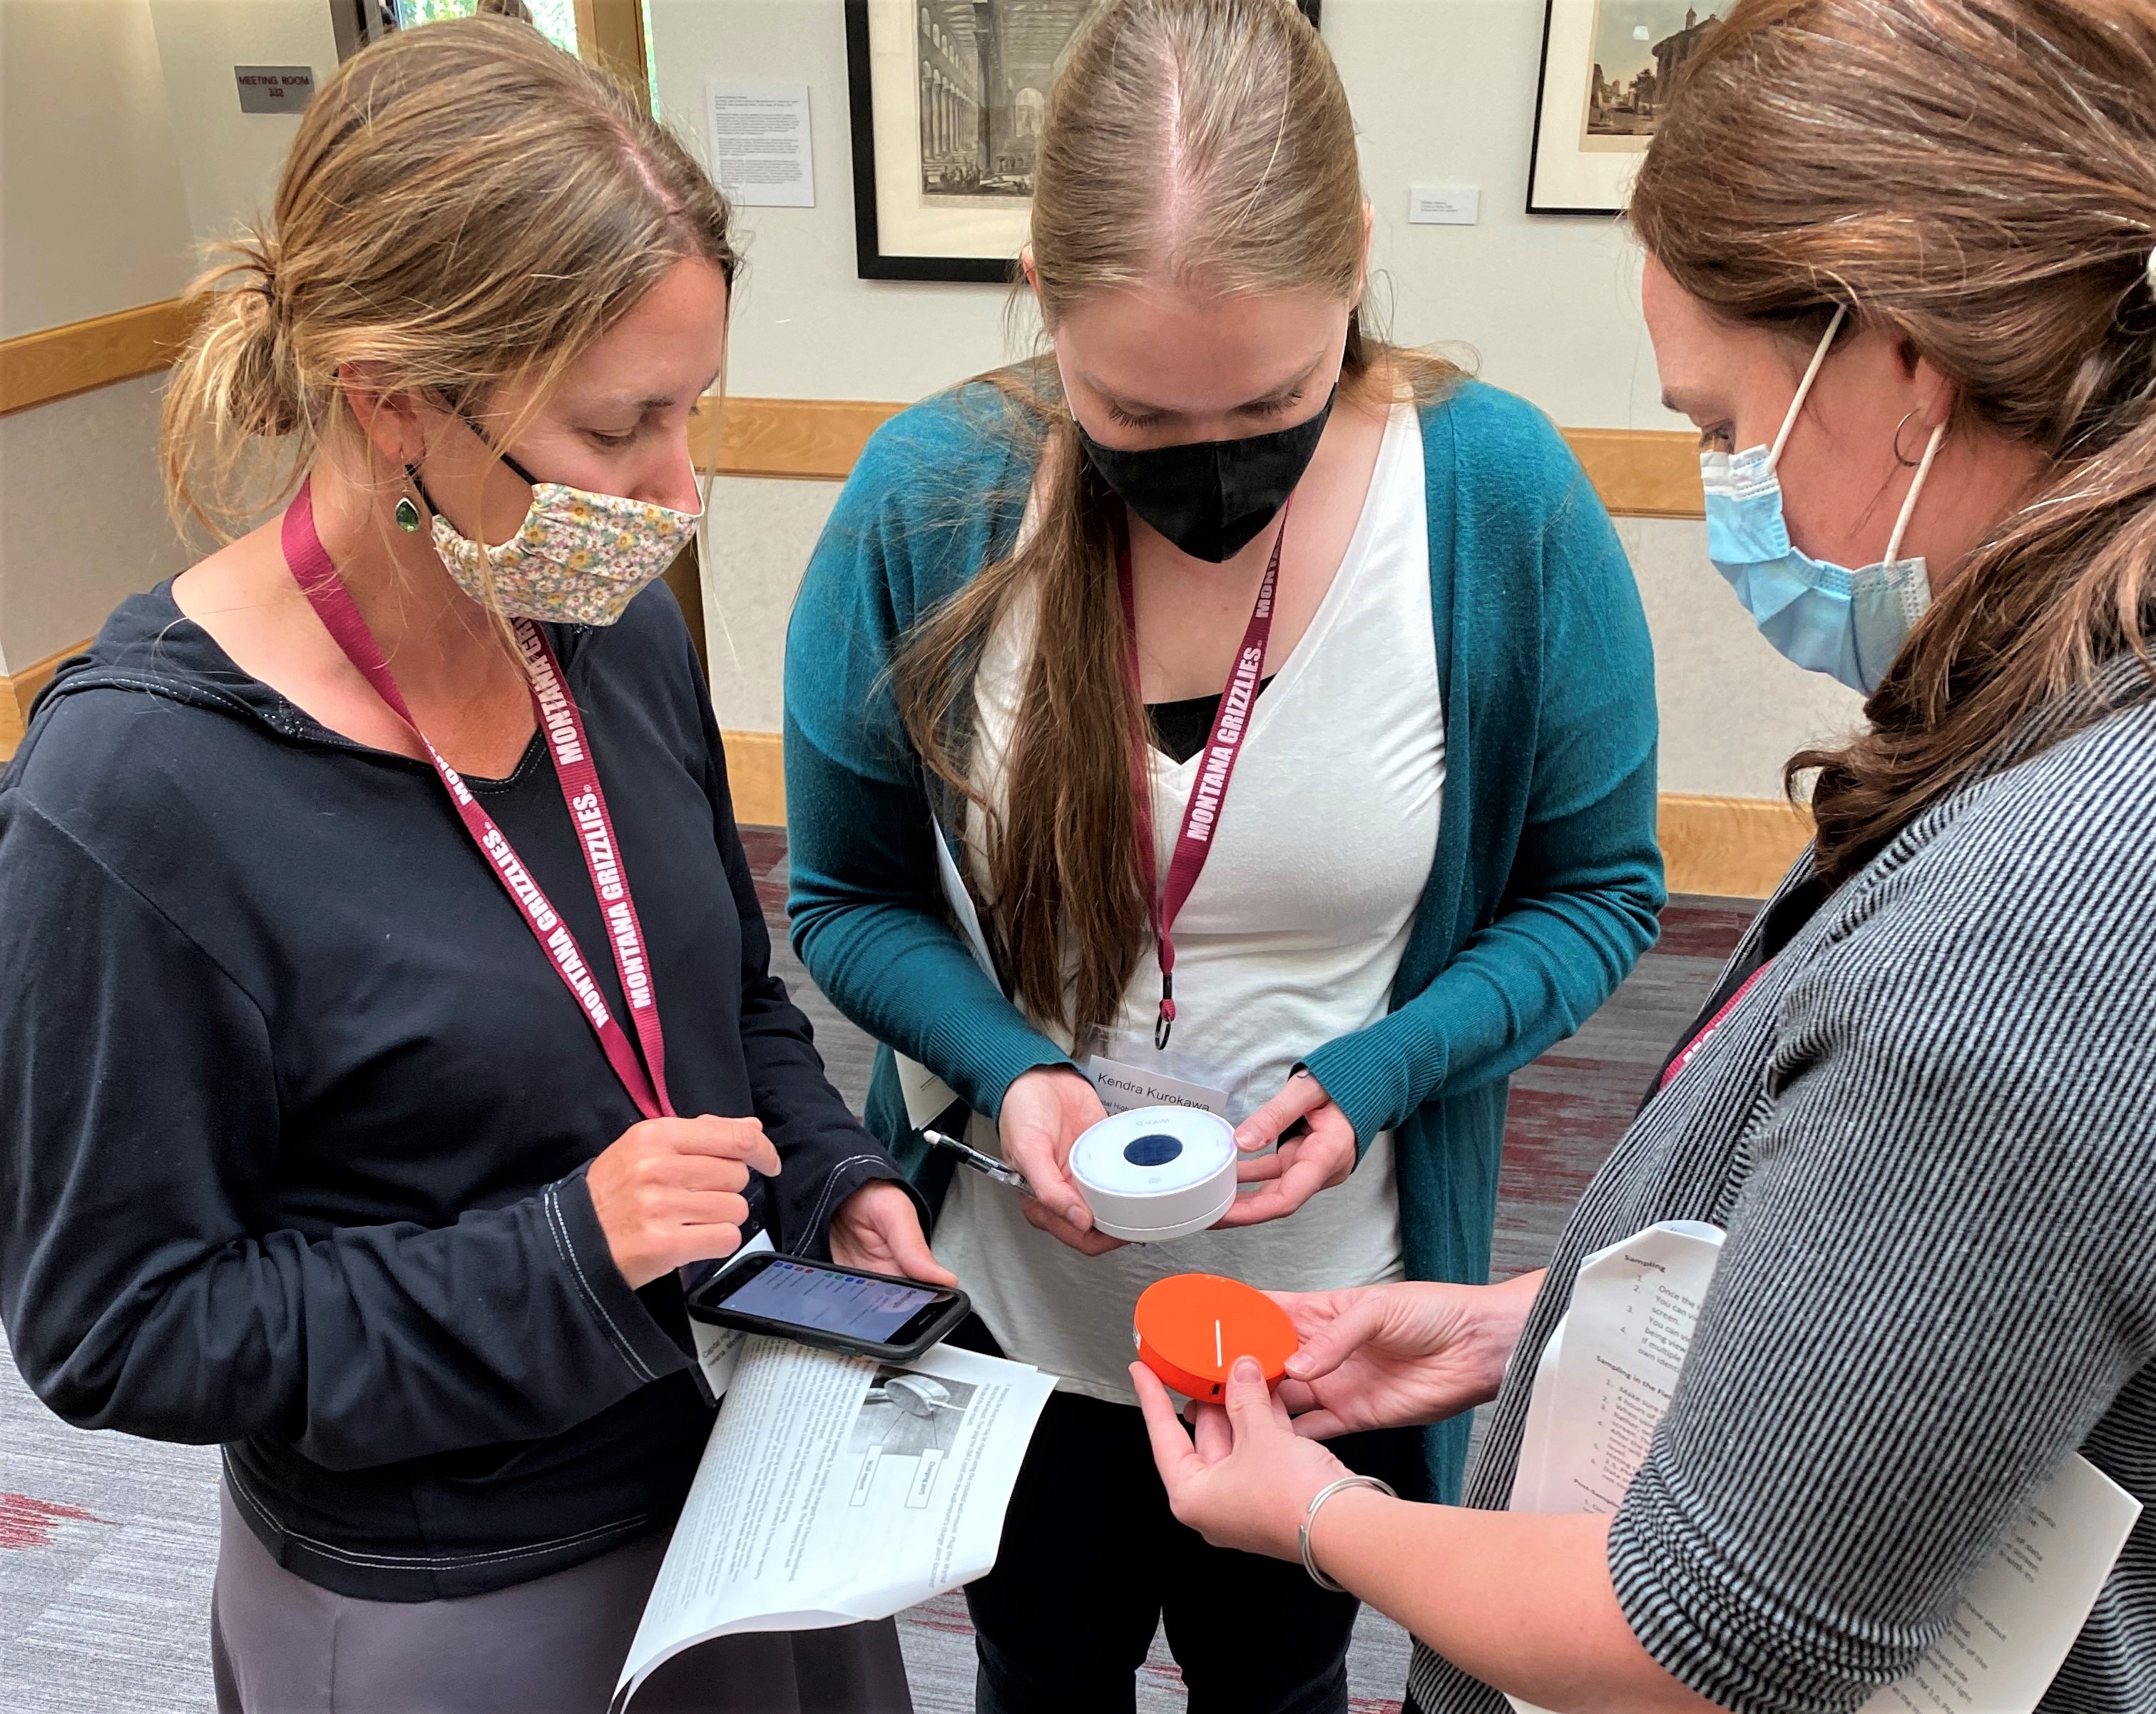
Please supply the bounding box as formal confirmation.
[845,0,1322,282]
[1527,0,1722,215]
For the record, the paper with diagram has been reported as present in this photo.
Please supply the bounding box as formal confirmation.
[613,1331,1052,1709]
[1506,1222,2140,1714]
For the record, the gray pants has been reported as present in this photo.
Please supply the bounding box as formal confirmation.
[210,1486,914,1714]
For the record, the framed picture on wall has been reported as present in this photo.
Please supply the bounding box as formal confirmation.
[844,0,1321,282]
[1527,0,1722,215]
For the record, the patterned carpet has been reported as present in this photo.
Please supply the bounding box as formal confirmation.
[1,825,1752,1713]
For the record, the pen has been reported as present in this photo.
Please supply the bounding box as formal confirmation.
[921,1127,1036,1198]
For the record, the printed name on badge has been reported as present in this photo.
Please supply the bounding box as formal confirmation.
[1084,1054,1230,1119]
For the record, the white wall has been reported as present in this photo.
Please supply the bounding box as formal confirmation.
[0,1,197,338]
[148,0,340,250]
[0,0,189,673]
[0,0,332,673]
[651,0,1677,424]
[1622,518,1862,797]
[653,0,1854,800]
[0,377,193,671]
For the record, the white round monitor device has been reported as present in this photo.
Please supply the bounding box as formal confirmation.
[1068,1106,1239,1243]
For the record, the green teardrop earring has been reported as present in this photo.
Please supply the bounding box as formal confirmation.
[394,494,422,533]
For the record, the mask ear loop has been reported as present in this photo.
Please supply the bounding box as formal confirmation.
[1883,419,1948,564]
[1767,304,1849,473]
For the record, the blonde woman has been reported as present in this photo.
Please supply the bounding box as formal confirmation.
[782,0,1664,1707]
[0,21,934,1713]
[1132,4,2156,1714]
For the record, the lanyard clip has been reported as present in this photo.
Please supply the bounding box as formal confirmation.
[1155,971,1176,1051]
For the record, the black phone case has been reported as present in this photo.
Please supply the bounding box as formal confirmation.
[685,1254,971,1365]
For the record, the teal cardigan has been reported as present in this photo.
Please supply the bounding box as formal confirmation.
[782,377,1665,1501]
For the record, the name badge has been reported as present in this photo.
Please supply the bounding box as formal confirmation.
[1084,1052,1230,1119]
[896,1054,962,1131]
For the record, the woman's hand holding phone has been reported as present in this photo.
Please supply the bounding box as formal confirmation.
[998,1066,1124,1255]
[587,1114,781,1289]
[830,1179,959,1285]
[1215,1068,1357,1228]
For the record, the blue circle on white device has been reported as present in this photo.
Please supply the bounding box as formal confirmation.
[1070,1106,1240,1243]
[1123,1133,1183,1167]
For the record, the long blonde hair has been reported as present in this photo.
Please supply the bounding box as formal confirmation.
[1631,0,2156,885]
[161,15,735,541]
[895,0,1460,1046]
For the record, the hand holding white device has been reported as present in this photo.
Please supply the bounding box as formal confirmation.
[933,1104,1241,1244]
[1068,1106,1240,1242]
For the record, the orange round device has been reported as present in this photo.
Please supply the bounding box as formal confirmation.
[1133,1272,1298,1399]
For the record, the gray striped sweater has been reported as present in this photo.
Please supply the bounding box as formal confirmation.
[1411,656,2156,1714]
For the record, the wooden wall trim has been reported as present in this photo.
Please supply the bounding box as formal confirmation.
[690,397,904,482]
[0,317,1703,519]
[1563,428,1705,520]
[727,730,1802,901]
[693,397,1702,519]
[576,0,653,107]
[721,728,788,827]
[9,706,1800,899]
[1657,792,1813,901]
[0,638,90,761]
[0,299,199,418]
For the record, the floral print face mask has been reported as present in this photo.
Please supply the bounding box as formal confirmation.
[411,433,702,628]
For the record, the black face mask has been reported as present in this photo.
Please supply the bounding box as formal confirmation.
[1075,385,1337,563]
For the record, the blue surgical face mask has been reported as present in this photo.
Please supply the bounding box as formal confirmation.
[1702,304,1947,693]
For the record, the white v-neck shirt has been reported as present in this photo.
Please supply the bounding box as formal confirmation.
[938,402,1444,1402]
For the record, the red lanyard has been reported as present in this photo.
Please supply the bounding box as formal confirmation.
[1117,507,1288,1050]
[280,481,673,1120]
[1656,961,1772,1095]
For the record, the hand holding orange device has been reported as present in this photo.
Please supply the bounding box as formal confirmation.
[1133,1272,1297,1400]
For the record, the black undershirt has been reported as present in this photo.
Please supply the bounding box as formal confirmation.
[1640,871,1833,1110]
[1145,675,1276,765]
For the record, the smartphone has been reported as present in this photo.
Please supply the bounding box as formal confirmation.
[685,1252,971,1364]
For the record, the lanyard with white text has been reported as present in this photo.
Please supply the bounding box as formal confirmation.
[281,480,673,1120]
[1116,504,1288,1050]
[1655,961,1773,1096]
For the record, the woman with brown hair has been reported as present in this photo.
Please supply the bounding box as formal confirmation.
[0,18,934,1712]
[1130,4,2156,1712]
[782,0,1665,1706]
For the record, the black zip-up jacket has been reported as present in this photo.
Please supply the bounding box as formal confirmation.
[0,581,916,1600]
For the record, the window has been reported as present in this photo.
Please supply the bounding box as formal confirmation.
[395,0,579,56]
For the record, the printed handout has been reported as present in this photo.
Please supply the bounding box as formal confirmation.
[1506,1223,2140,1714]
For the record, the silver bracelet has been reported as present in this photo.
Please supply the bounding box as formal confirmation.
[1298,1473,1396,1592]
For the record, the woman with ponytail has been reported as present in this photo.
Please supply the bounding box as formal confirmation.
[0,19,928,1711]
[782,0,1663,1705]
[1127,5,2156,1713]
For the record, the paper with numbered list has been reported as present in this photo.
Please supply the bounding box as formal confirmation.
[1506,1222,2140,1714]
[898,825,1004,1128]
[613,1336,1055,1710]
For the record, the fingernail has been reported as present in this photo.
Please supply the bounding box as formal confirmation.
[1233,1356,1262,1382]
[1285,1355,1311,1377]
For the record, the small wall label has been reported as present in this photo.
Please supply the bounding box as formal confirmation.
[1407,185,1482,226]
[235,66,315,115]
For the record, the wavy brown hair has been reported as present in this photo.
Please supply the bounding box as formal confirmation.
[161,15,734,544]
[894,0,1460,1046]
[1631,0,2156,886]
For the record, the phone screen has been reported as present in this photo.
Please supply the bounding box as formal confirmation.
[716,1259,940,1343]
